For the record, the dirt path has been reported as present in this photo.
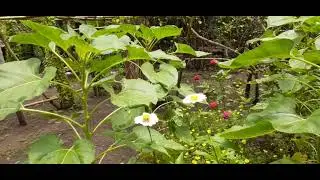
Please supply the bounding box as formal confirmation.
[0,87,135,164]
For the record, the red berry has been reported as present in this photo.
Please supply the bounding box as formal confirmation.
[210,59,218,65]
[222,111,232,120]
[209,101,218,109]
[193,74,201,81]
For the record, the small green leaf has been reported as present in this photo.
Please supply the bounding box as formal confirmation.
[195,51,211,57]
[175,126,194,144]
[109,106,145,130]
[178,83,195,96]
[149,49,181,61]
[175,152,184,164]
[174,43,196,56]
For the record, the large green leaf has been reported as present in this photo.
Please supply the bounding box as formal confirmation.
[303,50,320,64]
[111,79,158,107]
[0,58,56,120]
[22,21,72,52]
[174,43,196,56]
[219,39,294,69]
[149,49,181,61]
[90,54,125,73]
[127,45,151,60]
[247,30,303,44]
[9,33,51,48]
[177,83,195,96]
[150,25,182,40]
[28,135,95,164]
[73,139,95,164]
[266,16,312,28]
[277,74,303,93]
[28,135,62,164]
[79,24,97,39]
[92,35,126,52]
[137,25,155,43]
[220,121,275,139]
[109,106,145,130]
[141,62,178,89]
[301,16,320,33]
[154,84,168,99]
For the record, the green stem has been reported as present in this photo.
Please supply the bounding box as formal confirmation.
[153,101,174,113]
[81,69,91,139]
[21,107,82,139]
[147,126,157,164]
[51,50,81,82]
[95,144,127,164]
[92,107,123,134]
[0,31,20,61]
[90,97,111,114]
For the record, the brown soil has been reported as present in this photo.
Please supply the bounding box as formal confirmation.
[0,87,135,164]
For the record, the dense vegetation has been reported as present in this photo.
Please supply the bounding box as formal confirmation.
[0,16,319,164]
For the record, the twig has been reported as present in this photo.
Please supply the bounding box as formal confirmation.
[190,27,240,55]
[0,16,40,21]
[24,96,59,107]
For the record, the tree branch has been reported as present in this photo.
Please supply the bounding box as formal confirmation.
[190,27,240,55]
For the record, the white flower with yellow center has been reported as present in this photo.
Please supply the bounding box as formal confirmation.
[182,93,207,104]
[134,112,159,127]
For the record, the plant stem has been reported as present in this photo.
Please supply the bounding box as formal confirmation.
[92,107,123,134]
[21,107,82,139]
[147,126,157,164]
[153,101,174,113]
[95,144,127,164]
[81,69,91,140]
[90,97,111,114]
[51,50,81,82]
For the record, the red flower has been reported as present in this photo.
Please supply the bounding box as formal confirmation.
[222,111,232,120]
[210,59,218,65]
[209,101,218,109]
[193,74,201,81]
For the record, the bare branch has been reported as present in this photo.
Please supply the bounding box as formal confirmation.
[190,27,240,55]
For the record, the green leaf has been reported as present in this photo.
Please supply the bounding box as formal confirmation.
[175,152,184,164]
[73,139,95,164]
[141,62,178,89]
[270,158,298,164]
[150,143,170,156]
[266,16,312,28]
[194,150,213,159]
[150,25,182,40]
[303,50,320,64]
[175,126,194,144]
[289,59,311,70]
[149,49,181,61]
[247,30,303,44]
[178,83,195,96]
[174,43,196,56]
[138,25,155,43]
[302,16,320,33]
[154,84,168,99]
[0,58,56,120]
[195,51,211,57]
[28,135,95,164]
[111,79,158,107]
[277,74,302,93]
[10,33,51,48]
[109,106,145,130]
[220,121,275,139]
[79,24,97,39]
[133,126,185,151]
[28,135,62,164]
[127,45,151,60]
[315,37,320,50]
[22,21,71,52]
[90,54,125,73]
[219,39,294,69]
[92,35,126,52]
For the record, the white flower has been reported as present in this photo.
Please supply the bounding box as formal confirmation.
[134,112,159,127]
[182,93,207,104]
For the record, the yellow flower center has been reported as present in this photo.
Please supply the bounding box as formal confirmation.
[142,114,150,122]
[190,95,199,101]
